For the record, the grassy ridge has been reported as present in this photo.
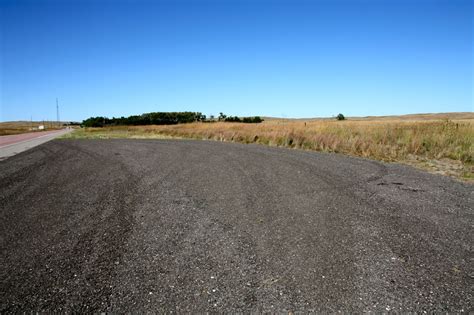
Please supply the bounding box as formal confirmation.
[62,118,473,181]
[0,121,63,136]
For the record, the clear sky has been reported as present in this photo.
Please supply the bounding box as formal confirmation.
[1,0,472,121]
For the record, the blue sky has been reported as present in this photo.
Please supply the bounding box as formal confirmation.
[1,0,472,121]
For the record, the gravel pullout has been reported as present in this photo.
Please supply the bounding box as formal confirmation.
[0,139,472,312]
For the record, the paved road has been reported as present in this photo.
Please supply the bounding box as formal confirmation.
[0,129,72,160]
[0,139,472,312]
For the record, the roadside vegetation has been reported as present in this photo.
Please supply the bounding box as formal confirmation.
[0,121,67,136]
[63,114,474,181]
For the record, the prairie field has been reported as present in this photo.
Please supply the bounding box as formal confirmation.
[63,114,474,181]
[0,121,63,136]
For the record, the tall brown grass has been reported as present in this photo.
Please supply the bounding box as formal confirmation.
[70,118,473,180]
[0,121,62,136]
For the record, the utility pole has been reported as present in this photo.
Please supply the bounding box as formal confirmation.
[56,98,60,128]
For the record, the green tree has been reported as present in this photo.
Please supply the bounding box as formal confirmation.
[218,112,227,121]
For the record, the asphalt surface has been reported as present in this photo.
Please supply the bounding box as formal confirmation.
[0,129,73,161]
[0,139,472,312]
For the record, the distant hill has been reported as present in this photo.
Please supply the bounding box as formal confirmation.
[349,112,474,121]
[263,112,474,121]
[0,121,74,136]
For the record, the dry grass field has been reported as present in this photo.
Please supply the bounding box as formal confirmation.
[0,121,63,136]
[62,113,474,181]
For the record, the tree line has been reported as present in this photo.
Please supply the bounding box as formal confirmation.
[216,112,263,123]
[81,112,263,127]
